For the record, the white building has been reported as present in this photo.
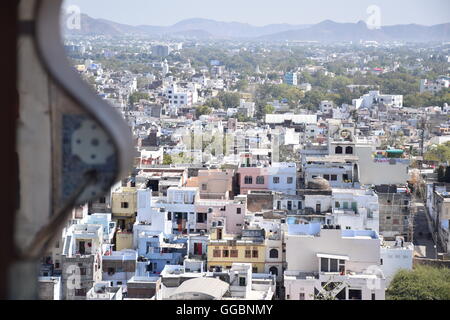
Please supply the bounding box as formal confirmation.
[380,237,414,285]
[268,162,297,196]
[284,224,386,300]
[420,77,450,93]
[331,188,380,232]
[353,90,403,109]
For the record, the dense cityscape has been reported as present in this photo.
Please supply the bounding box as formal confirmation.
[31,4,450,301]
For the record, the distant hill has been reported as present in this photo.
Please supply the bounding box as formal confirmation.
[63,14,450,42]
[63,15,310,39]
[260,20,450,42]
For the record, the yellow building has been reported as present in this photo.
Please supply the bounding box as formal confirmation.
[207,227,266,273]
[111,186,137,231]
[115,230,133,251]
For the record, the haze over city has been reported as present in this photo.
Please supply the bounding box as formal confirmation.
[64,0,450,27]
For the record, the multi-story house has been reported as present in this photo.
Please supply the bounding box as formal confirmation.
[102,249,137,288]
[207,227,267,273]
[60,223,104,300]
[284,223,386,300]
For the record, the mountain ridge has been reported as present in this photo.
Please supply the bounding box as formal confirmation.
[64,14,450,42]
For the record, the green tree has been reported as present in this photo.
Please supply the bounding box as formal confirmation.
[233,79,249,92]
[205,98,223,110]
[196,105,212,117]
[163,154,173,165]
[387,265,450,300]
[262,104,275,116]
[129,92,150,105]
[425,142,450,163]
[218,92,241,109]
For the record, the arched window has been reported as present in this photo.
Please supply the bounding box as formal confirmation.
[335,146,343,154]
[345,146,353,154]
[244,176,253,184]
[256,176,265,184]
[269,266,278,276]
[269,249,278,258]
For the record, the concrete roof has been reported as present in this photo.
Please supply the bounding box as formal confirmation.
[169,277,229,300]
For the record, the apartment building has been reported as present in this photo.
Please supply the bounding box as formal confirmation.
[374,185,412,241]
[207,228,267,273]
[156,262,276,300]
[60,223,104,300]
[284,223,386,300]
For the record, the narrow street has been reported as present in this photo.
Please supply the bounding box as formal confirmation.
[412,200,441,259]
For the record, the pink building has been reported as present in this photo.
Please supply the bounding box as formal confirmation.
[195,196,246,235]
[237,167,269,195]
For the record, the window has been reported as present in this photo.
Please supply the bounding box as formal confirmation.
[236,208,241,214]
[273,177,280,184]
[202,184,207,191]
[121,202,129,208]
[299,293,305,300]
[252,250,259,258]
[335,146,343,154]
[338,260,346,273]
[256,176,264,184]
[287,177,293,184]
[239,277,246,286]
[323,174,330,180]
[320,258,328,272]
[230,250,238,258]
[345,146,353,154]
[269,249,279,258]
[245,250,251,258]
[335,201,340,208]
[223,249,229,257]
[298,201,302,209]
[197,212,206,223]
[331,175,337,181]
[108,267,115,275]
[343,174,349,181]
[244,176,253,184]
[330,259,338,272]
[349,289,362,300]
[80,267,87,276]
[99,197,106,204]
[269,266,278,276]
[213,249,221,258]
[75,288,87,296]
[321,258,344,273]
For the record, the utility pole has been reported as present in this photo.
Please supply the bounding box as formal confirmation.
[419,115,426,166]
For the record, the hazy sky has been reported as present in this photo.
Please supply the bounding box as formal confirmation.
[64,0,450,27]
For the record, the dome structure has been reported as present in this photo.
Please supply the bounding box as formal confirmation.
[307,177,331,190]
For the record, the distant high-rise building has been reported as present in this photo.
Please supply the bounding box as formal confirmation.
[284,72,298,86]
[152,44,171,57]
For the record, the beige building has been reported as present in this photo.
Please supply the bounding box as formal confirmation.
[111,186,137,231]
